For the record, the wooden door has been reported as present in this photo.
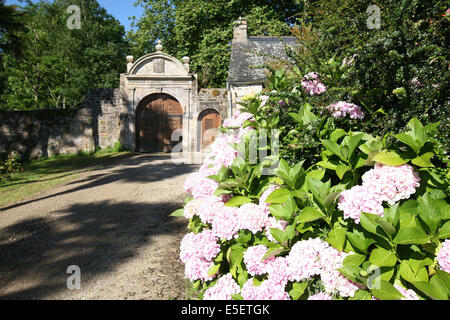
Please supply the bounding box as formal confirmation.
[137,94,183,153]
[200,110,221,149]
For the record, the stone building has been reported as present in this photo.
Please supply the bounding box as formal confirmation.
[118,17,297,154]
[0,18,297,159]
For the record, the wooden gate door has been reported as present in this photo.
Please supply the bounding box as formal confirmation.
[200,110,221,149]
[137,94,183,153]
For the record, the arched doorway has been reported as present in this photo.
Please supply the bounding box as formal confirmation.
[136,93,183,153]
[198,109,221,150]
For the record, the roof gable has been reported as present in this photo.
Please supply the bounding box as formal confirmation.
[227,37,298,85]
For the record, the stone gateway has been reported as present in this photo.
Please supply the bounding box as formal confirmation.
[0,18,297,159]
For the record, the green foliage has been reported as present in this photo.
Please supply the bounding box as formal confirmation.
[288,0,449,163]
[0,151,22,182]
[176,71,449,299]
[0,0,129,110]
[130,0,302,87]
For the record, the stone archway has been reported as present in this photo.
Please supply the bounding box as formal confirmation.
[198,109,221,150]
[136,93,183,153]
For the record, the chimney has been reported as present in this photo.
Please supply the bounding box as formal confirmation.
[233,17,247,42]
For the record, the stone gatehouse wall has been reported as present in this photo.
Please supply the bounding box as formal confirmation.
[0,88,124,160]
[197,88,229,120]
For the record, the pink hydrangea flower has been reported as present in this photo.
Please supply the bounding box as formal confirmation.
[301,72,327,96]
[190,177,219,199]
[222,109,254,128]
[211,206,240,240]
[286,238,328,282]
[241,279,290,300]
[361,163,420,205]
[308,292,333,300]
[437,239,450,273]
[238,203,270,234]
[394,285,419,300]
[180,230,220,282]
[318,246,362,298]
[266,257,290,286]
[327,101,365,119]
[183,172,202,194]
[338,185,385,224]
[184,197,225,223]
[184,258,216,282]
[203,273,241,300]
[243,245,274,276]
[179,230,220,263]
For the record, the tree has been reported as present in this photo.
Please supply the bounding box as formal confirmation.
[129,0,304,87]
[1,0,129,110]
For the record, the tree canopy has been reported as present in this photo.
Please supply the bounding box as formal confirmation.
[128,0,303,87]
[0,0,129,110]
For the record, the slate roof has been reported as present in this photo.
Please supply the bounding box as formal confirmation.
[227,36,298,85]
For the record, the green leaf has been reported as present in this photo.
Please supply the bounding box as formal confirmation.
[343,253,367,267]
[379,266,395,281]
[307,178,330,208]
[430,273,450,299]
[297,206,327,223]
[349,290,372,300]
[276,159,291,184]
[399,260,429,283]
[229,245,245,269]
[208,263,221,276]
[269,203,293,221]
[330,129,347,143]
[411,152,434,168]
[285,225,295,240]
[225,196,252,207]
[263,245,285,261]
[337,266,365,285]
[169,208,184,218]
[395,133,421,154]
[270,228,286,243]
[326,228,347,252]
[321,139,344,161]
[418,194,442,235]
[375,218,396,237]
[347,133,365,160]
[435,270,450,292]
[373,150,409,166]
[213,188,232,197]
[336,164,350,180]
[371,280,405,300]
[393,228,431,245]
[383,203,400,227]
[346,232,375,253]
[289,282,308,300]
[266,188,292,204]
[360,213,388,238]
[440,221,450,239]
[413,281,448,300]
[290,161,306,189]
[316,160,338,170]
[369,248,397,267]
[231,294,244,300]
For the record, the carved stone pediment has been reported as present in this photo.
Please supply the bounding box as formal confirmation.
[128,53,189,77]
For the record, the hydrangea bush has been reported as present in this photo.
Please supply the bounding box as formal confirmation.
[172,74,449,300]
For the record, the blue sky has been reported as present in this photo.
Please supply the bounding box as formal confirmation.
[5,0,145,31]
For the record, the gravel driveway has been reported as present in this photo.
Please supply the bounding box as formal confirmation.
[0,154,197,300]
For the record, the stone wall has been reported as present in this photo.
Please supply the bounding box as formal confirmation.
[0,88,123,160]
[197,88,229,120]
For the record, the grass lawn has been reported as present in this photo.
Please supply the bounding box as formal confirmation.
[0,151,131,208]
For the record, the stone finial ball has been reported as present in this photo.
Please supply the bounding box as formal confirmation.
[126,55,134,63]
[182,56,190,64]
